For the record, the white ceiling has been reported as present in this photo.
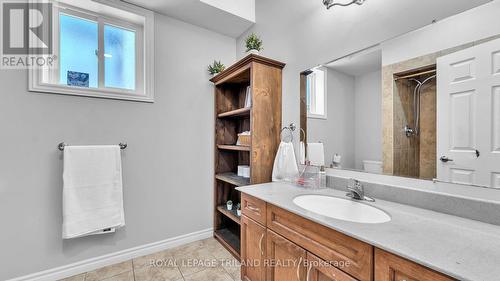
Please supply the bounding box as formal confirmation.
[123,0,493,40]
[123,0,255,38]
[326,46,382,76]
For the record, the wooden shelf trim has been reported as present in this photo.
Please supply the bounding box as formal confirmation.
[217,205,241,225]
[215,172,250,186]
[210,54,286,85]
[218,107,251,118]
[217,145,251,151]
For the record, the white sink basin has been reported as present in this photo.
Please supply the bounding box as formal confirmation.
[293,195,391,224]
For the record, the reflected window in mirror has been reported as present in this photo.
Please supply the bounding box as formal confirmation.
[306,68,327,119]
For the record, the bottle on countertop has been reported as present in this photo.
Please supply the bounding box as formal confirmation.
[319,166,327,188]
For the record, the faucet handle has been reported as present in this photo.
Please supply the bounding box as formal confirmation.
[348,178,361,189]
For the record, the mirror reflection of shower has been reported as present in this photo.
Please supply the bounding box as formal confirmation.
[405,74,436,138]
[393,66,438,179]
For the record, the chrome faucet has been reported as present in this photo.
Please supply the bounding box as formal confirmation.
[347,179,375,202]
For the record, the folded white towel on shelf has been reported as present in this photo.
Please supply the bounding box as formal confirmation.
[307,142,325,167]
[272,141,299,182]
[62,145,125,239]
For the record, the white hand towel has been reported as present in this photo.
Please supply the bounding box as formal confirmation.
[62,145,125,239]
[272,142,299,182]
[307,143,325,167]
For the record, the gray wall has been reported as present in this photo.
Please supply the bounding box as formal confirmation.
[0,14,235,280]
[354,70,382,170]
[307,69,355,168]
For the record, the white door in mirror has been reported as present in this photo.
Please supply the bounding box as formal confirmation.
[437,37,500,188]
[292,195,391,224]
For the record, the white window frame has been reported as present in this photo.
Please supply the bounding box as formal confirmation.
[29,0,155,103]
[307,67,328,119]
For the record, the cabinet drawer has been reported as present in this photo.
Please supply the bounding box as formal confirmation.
[267,204,373,281]
[241,193,267,226]
[307,252,357,281]
[375,248,455,281]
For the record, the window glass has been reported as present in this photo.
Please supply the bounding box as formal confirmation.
[59,14,98,88]
[307,69,326,117]
[104,25,136,90]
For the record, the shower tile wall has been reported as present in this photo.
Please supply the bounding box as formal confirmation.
[393,79,421,178]
[419,81,437,179]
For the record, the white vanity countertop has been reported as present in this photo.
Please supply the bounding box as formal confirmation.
[237,182,500,281]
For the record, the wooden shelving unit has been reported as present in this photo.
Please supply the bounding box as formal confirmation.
[210,54,285,260]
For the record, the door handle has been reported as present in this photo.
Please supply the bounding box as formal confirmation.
[440,156,454,163]
[296,257,303,281]
[306,262,312,281]
[475,149,480,158]
[258,233,264,256]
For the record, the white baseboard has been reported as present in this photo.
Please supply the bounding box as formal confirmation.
[7,228,213,281]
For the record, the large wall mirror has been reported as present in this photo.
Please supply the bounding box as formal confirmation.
[299,6,500,188]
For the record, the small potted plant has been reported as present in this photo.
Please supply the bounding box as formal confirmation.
[226,200,233,211]
[245,33,263,55]
[207,60,225,76]
[236,203,241,216]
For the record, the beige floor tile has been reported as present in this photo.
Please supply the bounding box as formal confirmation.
[85,261,133,281]
[134,264,183,281]
[201,238,233,261]
[202,237,241,280]
[171,240,213,258]
[184,267,233,281]
[171,240,218,276]
[133,249,176,269]
[58,273,86,281]
[100,271,134,281]
[222,263,241,281]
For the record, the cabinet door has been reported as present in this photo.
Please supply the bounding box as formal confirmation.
[375,249,455,281]
[266,229,307,281]
[241,215,266,281]
[306,252,357,281]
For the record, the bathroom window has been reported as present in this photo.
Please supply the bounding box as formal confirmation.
[306,68,327,119]
[29,1,155,102]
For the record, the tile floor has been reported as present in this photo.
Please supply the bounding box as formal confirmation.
[59,238,241,281]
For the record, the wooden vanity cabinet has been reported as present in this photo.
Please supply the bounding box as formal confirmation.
[375,249,455,281]
[266,204,373,281]
[241,193,455,281]
[266,229,307,281]
[241,215,266,281]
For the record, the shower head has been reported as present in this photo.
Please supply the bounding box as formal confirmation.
[323,0,366,9]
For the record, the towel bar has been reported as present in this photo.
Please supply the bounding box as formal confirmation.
[58,142,127,151]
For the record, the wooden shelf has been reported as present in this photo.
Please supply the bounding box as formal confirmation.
[215,172,250,186]
[217,205,241,225]
[218,107,251,118]
[212,54,284,261]
[217,145,251,151]
[214,228,241,259]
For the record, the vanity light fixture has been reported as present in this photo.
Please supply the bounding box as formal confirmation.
[323,0,366,9]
